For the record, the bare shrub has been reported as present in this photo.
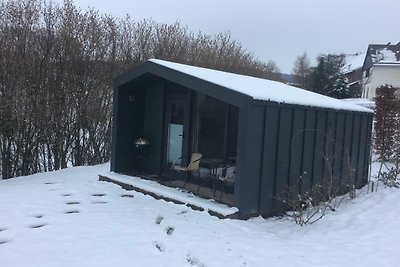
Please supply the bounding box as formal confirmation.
[0,0,279,179]
[377,162,400,188]
[277,130,358,226]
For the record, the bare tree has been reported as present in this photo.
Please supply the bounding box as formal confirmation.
[0,0,280,179]
[292,51,311,88]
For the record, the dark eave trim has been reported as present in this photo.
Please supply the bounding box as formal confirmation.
[114,61,251,108]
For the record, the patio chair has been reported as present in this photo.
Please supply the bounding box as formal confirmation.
[217,166,235,200]
[172,153,202,187]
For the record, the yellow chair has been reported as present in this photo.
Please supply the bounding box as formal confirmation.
[173,153,202,187]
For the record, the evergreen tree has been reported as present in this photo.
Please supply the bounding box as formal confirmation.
[309,54,346,97]
[331,75,350,99]
[311,56,329,95]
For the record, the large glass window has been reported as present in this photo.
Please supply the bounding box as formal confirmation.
[193,93,239,160]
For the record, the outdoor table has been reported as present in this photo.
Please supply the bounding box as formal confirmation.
[200,158,226,195]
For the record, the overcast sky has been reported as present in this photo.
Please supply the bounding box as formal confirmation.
[67,0,400,73]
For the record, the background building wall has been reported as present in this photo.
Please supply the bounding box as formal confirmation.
[362,65,400,99]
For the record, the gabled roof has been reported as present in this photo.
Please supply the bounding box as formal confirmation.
[115,59,372,113]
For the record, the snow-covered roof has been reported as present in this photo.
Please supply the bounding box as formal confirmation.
[368,43,400,65]
[373,48,399,63]
[342,98,375,109]
[342,53,365,74]
[149,59,373,113]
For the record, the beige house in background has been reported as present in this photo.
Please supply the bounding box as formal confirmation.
[361,42,400,99]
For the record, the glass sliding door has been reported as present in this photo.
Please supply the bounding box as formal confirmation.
[167,99,185,165]
[164,93,190,171]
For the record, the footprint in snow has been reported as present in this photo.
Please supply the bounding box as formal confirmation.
[63,210,80,214]
[153,241,165,252]
[44,182,56,185]
[32,214,45,218]
[92,193,106,197]
[121,194,134,198]
[155,215,164,224]
[0,239,11,245]
[92,201,107,204]
[0,228,6,232]
[177,210,188,215]
[186,255,205,267]
[166,226,174,235]
[62,193,73,197]
[29,223,47,229]
[65,201,80,205]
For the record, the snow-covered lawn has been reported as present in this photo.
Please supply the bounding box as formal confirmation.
[1,164,400,267]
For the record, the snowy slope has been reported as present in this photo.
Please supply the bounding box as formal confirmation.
[1,164,400,267]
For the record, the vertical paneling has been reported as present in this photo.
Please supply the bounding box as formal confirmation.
[312,111,327,187]
[357,115,368,187]
[362,116,373,182]
[333,113,345,186]
[350,115,361,186]
[301,110,317,193]
[289,109,306,191]
[274,107,293,208]
[260,106,280,214]
[110,80,120,172]
[143,83,165,174]
[114,83,146,173]
[342,113,354,182]
[235,103,265,217]
[322,112,337,191]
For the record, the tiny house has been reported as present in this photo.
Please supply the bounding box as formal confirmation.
[110,59,373,218]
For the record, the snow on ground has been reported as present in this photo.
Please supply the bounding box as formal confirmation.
[1,164,400,267]
[99,171,239,216]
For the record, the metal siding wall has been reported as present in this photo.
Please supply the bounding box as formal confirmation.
[301,110,317,193]
[114,84,146,173]
[260,106,280,214]
[357,115,368,186]
[142,83,165,174]
[333,113,345,186]
[312,111,327,187]
[351,115,361,186]
[257,105,373,216]
[274,107,293,209]
[363,116,373,182]
[289,109,306,191]
[342,113,354,181]
[235,104,265,217]
[322,112,337,190]
[110,82,120,172]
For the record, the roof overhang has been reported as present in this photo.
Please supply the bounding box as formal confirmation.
[114,61,251,108]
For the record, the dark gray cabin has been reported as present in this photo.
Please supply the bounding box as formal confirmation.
[111,59,374,219]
